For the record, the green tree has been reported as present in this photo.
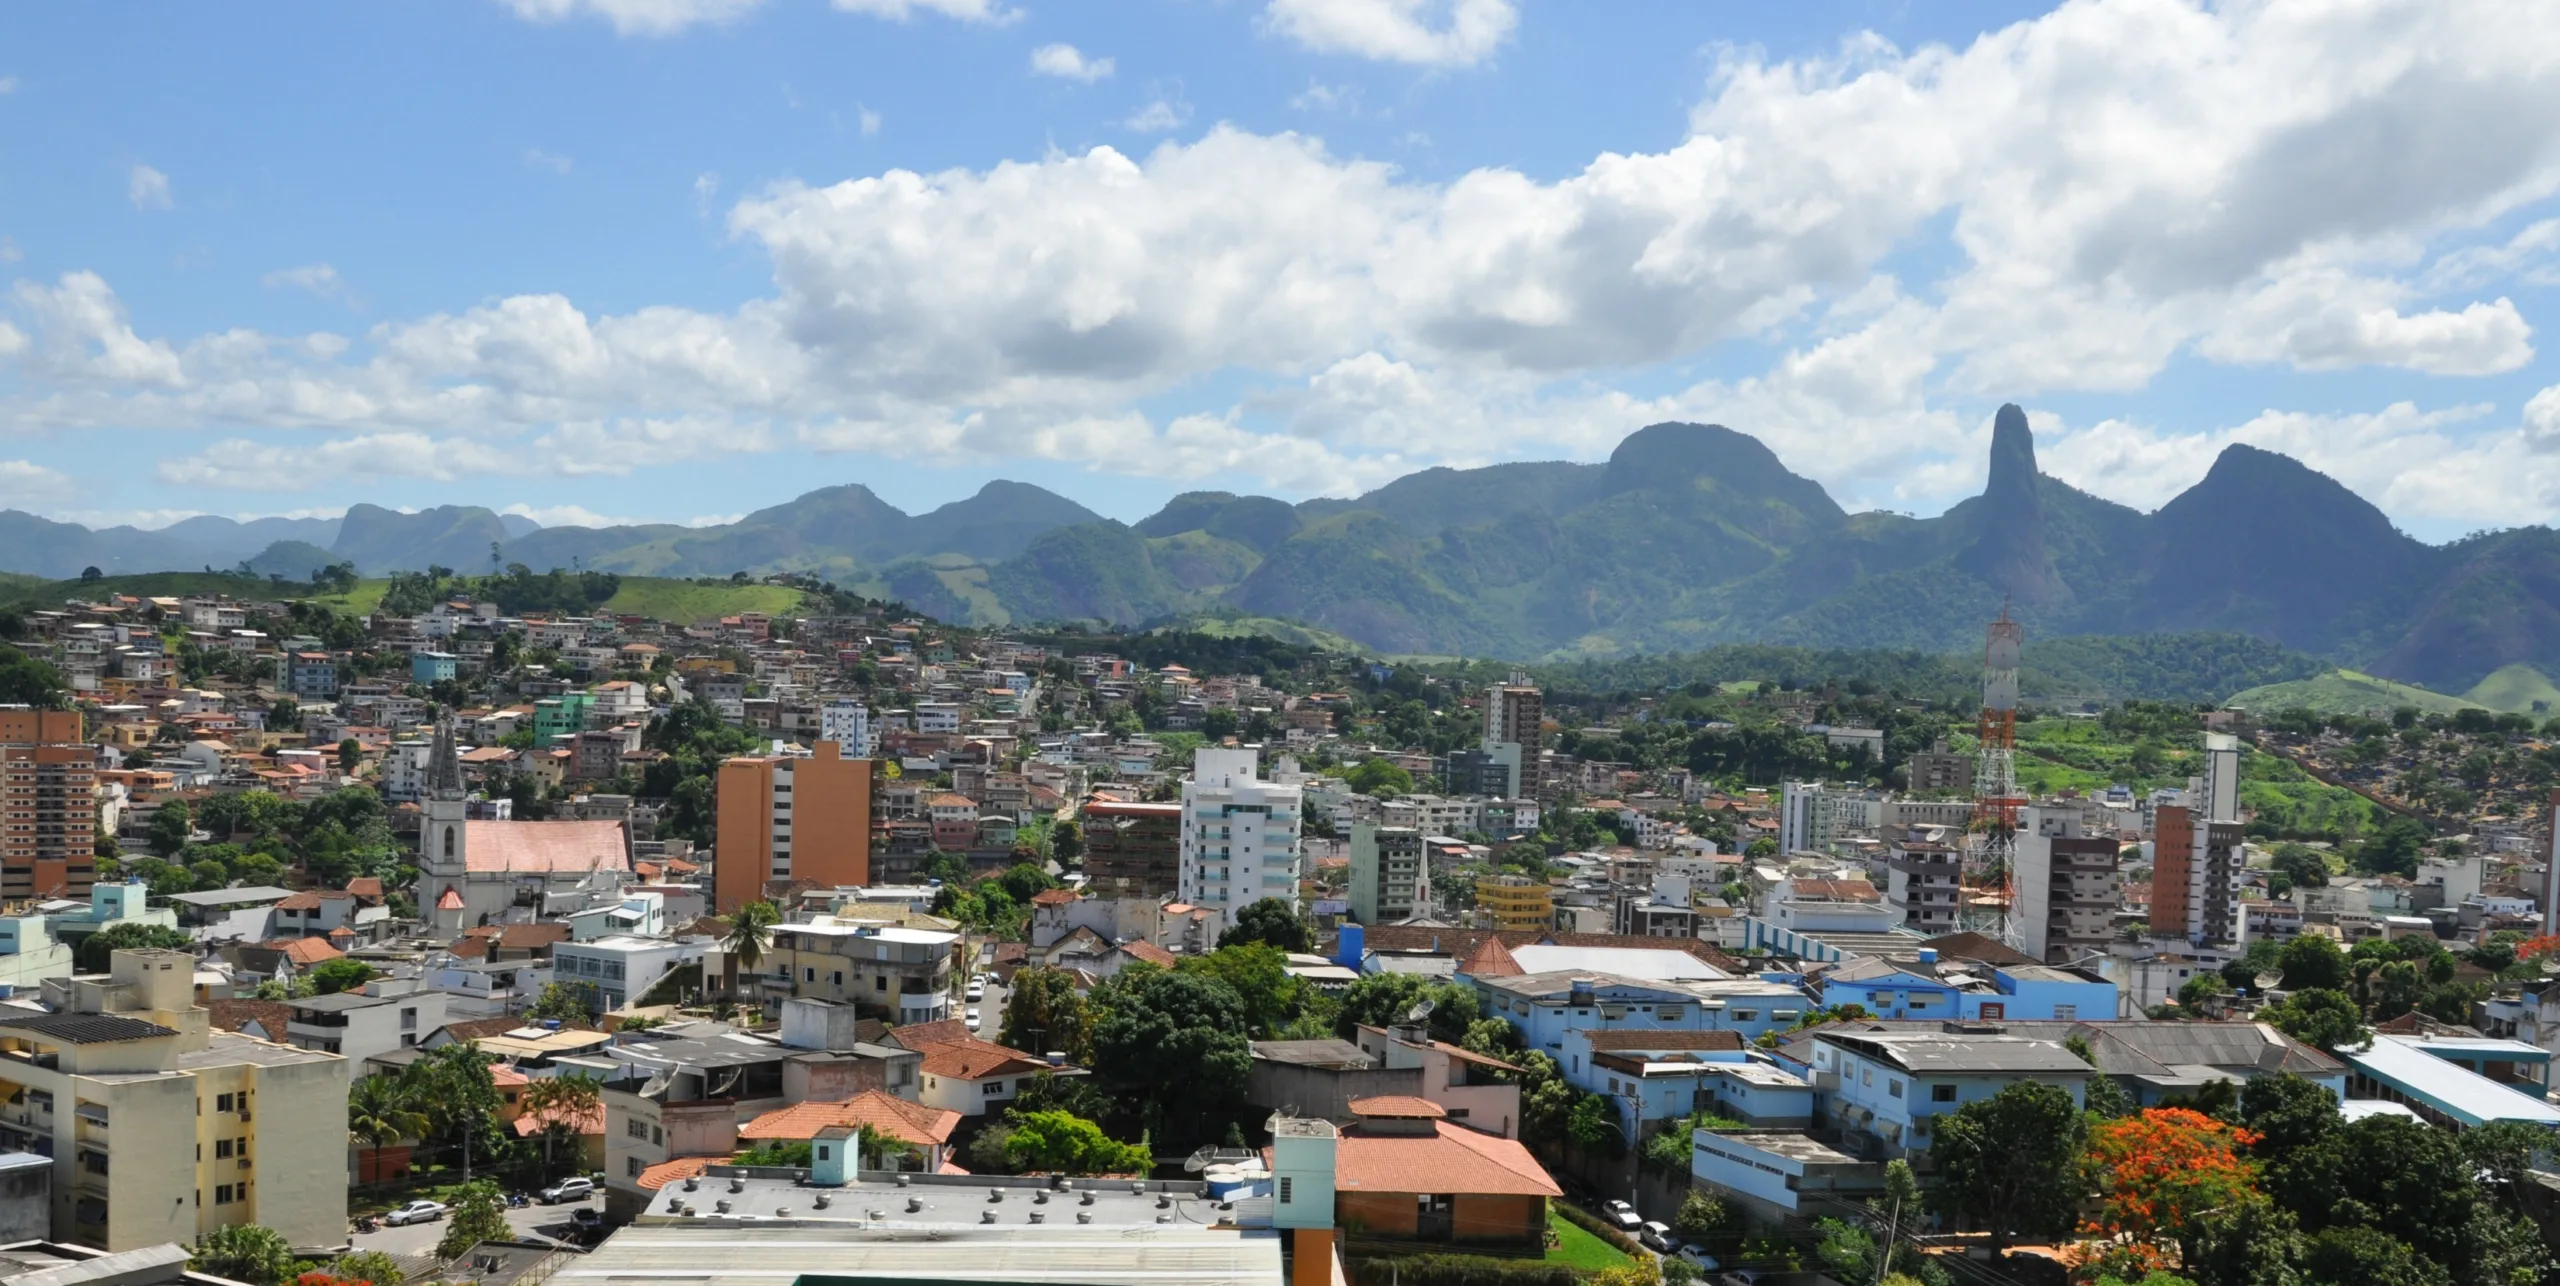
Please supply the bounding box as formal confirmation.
[2279,934,2350,991]
[524,981,600,1023]
[347,1073,431,1156]
[1178,944,1310,1038]
[2263,987,2368,1053]
[1088,966,1251,1147]
[999,967,1094,1063]
[1928,1081,2086,1254]
[0,648,71,709]
[723,899,781,997]
[408,1042,506,1180]
[73,921,192,972]
[190,1223,305,1286]
[2302,1226,2450,1286]
[310,958,377,995]
[519,1073,603,1179]
[332,1249,406,1286]
[337,737,362,774]
[435,1180,512,1259]
[996,862,1056,905]
[148,799,193,857]
[1217,897,1313,953]
[1344,758,1415,797]
[1001,1109,1153,1175]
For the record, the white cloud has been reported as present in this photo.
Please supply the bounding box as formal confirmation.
[693,172,721,214]
[1288,81,1361,113]
[857,105,883,137]
[0,460,74,507]
[1030,43,1113,82]
[502,0,763,35]
[0,76,17,95]
[523,148,575,174]
[829,0,1017,24]
[1262,0,1515,67]
[1123,97,1188,132]
[501,502,639,528]
[262,263,349,301]
[126,165,170,211]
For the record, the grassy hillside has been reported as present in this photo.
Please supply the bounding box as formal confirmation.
[1148,611,1369,653]
[2225,669,2482,716]
[598,579,806,622]
[2461,664,2560,715]
[0,571,323,611]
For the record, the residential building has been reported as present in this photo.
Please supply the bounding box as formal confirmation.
[0,950,346,1252]
[1178,748,1303,929]
[734,1089,957,1172]
[1346,824,1426,925]
[1560,1029,1757,1138]
[1481,681,1544,801]
[1294,1098,1559,1250]
[283,987,447,1065]
[712,741,872,913]
[1905,741,1972,793]
[2152,733,2244,947]
[1883,839,1960,936]
[1,711,97,902]
[762,919,958,1024]
[2014,804,2121,964]
[1815,952,2116,1022]
[551,935,708,1013]
[1474,970,1810,1056]
[1802,1027,2089,1159]
[1476,876,1551,932]
[283,653,336,700]
[531,693,594,747]
[410,652,458,685]
[818,699,874,757]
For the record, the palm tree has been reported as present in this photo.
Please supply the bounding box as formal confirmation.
[519,1073,603,1180]
[347,1074,431,1185]
[723,900,781,1001]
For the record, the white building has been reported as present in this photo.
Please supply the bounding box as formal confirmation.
[285,985,450,1065]
[1179,747,1305,929]
[550,935,708,1013]
[2013,805,2121,964]
[820,699,876,757]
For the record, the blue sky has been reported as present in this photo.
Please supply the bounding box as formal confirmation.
[3,0,2558,540]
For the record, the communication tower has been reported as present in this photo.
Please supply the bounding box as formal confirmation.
[1973,609,2026,942]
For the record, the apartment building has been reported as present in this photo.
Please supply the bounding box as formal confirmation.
[1883,839,1960,936]
[818,699,874,757]
[1477,875,1553,932]
[552,935,708,1013]
[283,987,449,1066]
[1,710,97,902]
[1481,682,1544,800]
[2151,733,2244,947]
[763,919,959,1024]
[1178,748,1304,929]
[0,951,346,1252]
[1347,824,1426,925]
[714,741,873,912]
[2013,804,2122,963]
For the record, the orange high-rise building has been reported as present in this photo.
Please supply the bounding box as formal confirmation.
[714,740,873,912]
[1,709,97,900]
[2149,804,2194,942]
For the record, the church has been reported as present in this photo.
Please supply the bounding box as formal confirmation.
[417,720,632,931]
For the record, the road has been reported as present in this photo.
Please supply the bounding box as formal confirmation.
[347,1193,599,1258]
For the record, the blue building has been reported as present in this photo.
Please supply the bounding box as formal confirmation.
[1471,970,1815,1055]
[2342,1033,2560,1131]
[1817,951,2117,1022]
[412,651,459,685]
[1802,1028,2089,1158]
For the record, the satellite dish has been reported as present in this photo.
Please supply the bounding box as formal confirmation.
[1405,997,1436,1025]
[1184,1145,1217,1174]
[2254,971,2282,991]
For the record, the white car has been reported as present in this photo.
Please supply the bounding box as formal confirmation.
[965,985,985,1002]
[1601,1200,1642,1231]
[964,1008,982,1029]
[383,1200,447,1227]
[1639,1221,1674,1252]
[1675,1245,1720,1272]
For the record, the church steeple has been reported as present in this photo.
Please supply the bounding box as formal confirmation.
[425,717,464,801]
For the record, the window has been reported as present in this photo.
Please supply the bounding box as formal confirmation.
[215,1184,236,1205]
[832,972,844,987]
[1732,1010,1758,1023]
[1888,1080,1904,1099]
[875,977,888,992]
[443,830,456,858]
[627,1157,643,1178]
[1861,1068,1873,1087]
[1279,1176,1293,1205]
[215,1093,234,1113]
[628,1119,649,1140]
[2053,1005,2077,1020]
[1656,1006,1683,1020]
[216,1139,235,1159]
[652,1125,663,1145]
[1932,1084,1957,1103]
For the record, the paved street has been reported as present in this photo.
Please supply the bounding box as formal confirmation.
[345,1193,598,1258]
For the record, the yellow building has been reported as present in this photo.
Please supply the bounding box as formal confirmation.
[0,950,347,1252]
[1477,876,1553,933]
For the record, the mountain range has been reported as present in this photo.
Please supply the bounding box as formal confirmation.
[7,406,2554,689]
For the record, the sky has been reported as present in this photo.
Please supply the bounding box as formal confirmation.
[3,0,2559,541]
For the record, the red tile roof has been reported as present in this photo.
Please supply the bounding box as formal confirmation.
[886,1019,972,1052]
[739,1090,959,1148]
[511,1101,606,1137]
[1029,889,1079,908]
[435,888,466,911]
[917,1037,1051,1082]
[1460,936,1522,978]
[1331,1122,1560,1198]
[459,820,630,875]
[1347,1095,1446,1119]
[1117,940,1178,969]
[637,1156,714,1191]
[265,937,343,965]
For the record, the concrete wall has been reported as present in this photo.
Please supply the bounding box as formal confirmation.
[1245,1062,1421,1125]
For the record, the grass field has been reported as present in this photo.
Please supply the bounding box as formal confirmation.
[2010,716,2380,841]
[2463,664,2560,716]
[1156,613,1369,653]
[2226,669,2482,717]
[0,570,322,611]
[5,571,806,625]
[1546,1210,1637,1272]
[597,579,805,622]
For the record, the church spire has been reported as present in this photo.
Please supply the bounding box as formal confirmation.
[425,717,464,800]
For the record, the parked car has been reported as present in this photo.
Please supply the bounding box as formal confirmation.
[538,1177,594,1205]
[964,1008,982,1030]
[383,1200,448,1227]
[1601,1200,1642,1231]
[1676,1244,1720,1271]
[1639,1221,1675,1252]
[570,1208,604,1232]
[965,984,985,1002]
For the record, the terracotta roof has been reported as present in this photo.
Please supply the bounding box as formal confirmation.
[918,1038,1051,1082]
[1579,1030,1746,1053]
[512,1101,606,1137]
[495,923,572,950]
[1331,1122,1561,1198]
[459,820,630,874]
[273,891,331,911]
[881,1018,968,1052]
[265,937,343,965]
[637,1156,714,1191]
[492,1065,530,1087]
[205,998,293,1042]
[1118,940,1178,969]
[1029,888,1079,908]
[445,936,488,960]
[436,888,466,911]
[345,877,385,899]
[739,1090,960,1148]
[1919,931,2037,967]
[1789,878,1881,903]
[1347,1095,1447,1119]
[1460,936,1522,978]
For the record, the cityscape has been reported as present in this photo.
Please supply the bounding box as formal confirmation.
[6,4,2560,1286]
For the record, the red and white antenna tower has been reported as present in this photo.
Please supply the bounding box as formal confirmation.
[1973,608,2026,938]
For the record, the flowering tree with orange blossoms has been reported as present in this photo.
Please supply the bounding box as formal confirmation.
[2083,1108,2263,1271]
[2518,934,2560,962]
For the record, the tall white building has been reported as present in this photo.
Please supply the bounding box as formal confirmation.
[2013,804,2121,963]
[820,698,875,757]
[1179,747,1304,929]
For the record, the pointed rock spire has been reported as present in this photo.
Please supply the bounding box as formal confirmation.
[1957,403,2061,605]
